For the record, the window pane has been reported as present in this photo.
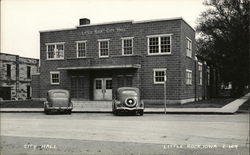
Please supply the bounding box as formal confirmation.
[78,42,86,57]
[96,80,102,89]
[100,41,109,56]
[106,80,112,89]
[161,36,170,53]
[123,39,133,55]
[149,37,159,53]
[154,70,165,83]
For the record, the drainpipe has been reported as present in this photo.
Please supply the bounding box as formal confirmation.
[194,56,197,101]
[16,55,20,100]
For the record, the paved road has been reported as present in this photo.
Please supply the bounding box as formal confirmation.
[1,113,249,155]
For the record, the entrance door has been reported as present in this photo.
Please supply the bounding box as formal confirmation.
[94,78,112,100]
[71,77,85,98]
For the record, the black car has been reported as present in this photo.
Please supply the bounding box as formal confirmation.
[44,89,73,114]
[112,87,144,116]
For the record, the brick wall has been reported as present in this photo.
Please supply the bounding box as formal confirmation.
[0,53,39,100]
[39,18,202,103]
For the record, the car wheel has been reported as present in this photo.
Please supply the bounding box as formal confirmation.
[68,110,72,115]
[139,110,144,116]
[44,109,50,115]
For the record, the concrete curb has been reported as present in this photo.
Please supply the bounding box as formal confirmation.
[0,93,249,114]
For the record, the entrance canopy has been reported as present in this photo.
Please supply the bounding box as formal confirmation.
[57,64,141,70]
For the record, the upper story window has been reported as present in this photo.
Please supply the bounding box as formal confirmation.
[46,42,64,60]
[98,39,109,58]
[76,41,87,58]
[6,64,11,78]
[207,66,210,86]
[153,68,167,84]
[147,34,172,55]
[27,66,31,79]
[186,69,192,85]
[186,37,192,58]
[198,62,203,85]
[122,37,133,55]
[50,71,60,85]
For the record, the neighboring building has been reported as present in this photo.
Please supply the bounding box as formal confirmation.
[33,18,214,104]
[0,53,39,100]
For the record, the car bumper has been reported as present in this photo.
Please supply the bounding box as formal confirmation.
[45,103,73,111]
[115,106,144,111]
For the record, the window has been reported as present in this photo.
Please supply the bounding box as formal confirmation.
[186,37,192,58]
[106,80,112,89]
[50,71,60,85]
[27,66,31,79]
[76,41,87,58]
[46,43,64,60]
[198,62,203,85]
[122,37,133,55]
[153,69,166,84]
[207,67,210,86]
[98,39,109,57]
[186,69,192,85]
[148,34,172,55]
[27,86,31,99]
[6,64,11,78]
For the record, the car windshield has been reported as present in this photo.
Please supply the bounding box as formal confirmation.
[120,90,137,96]
[52,92,67,98]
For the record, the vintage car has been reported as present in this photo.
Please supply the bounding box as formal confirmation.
[44,89,73,114]
[112,87,144,116]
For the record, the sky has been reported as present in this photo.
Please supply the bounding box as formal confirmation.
[1,0,206,59]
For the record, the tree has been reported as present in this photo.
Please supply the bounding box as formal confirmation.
[196,0,249,97]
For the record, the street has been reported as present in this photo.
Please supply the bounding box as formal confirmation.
[0,113,249,155]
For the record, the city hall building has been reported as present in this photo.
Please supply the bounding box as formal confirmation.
[33,18,218,104]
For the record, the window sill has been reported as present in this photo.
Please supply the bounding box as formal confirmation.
[148,53,171,56]
[50,83,60,85]
[46,58,64,61]
[154,82,165,85]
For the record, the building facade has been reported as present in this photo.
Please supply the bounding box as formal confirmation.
[0,53,39,100]
[33,18,214,104]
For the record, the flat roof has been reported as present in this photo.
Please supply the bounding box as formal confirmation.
[39,17,194,33]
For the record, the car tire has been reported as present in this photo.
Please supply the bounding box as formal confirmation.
[139,110,144,116]
[68,110,72,115]
[44,109,50,115]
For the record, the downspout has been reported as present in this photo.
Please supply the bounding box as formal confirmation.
[194,56,197,101]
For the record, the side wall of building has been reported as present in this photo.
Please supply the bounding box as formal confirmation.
[0,53,39,100]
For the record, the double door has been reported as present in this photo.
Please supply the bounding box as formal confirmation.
[94,78,112,100]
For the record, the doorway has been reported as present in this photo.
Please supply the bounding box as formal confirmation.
[93,78,112,100]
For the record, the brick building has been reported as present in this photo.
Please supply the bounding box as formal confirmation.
[0,53,39,100]
[33,18,217,104]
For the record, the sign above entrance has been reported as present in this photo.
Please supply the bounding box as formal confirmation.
[81,28,126,35]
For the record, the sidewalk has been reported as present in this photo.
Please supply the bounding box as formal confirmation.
[0,93,249,114]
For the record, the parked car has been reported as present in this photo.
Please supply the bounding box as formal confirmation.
[44,89,73,114]
[112,87,144,116]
